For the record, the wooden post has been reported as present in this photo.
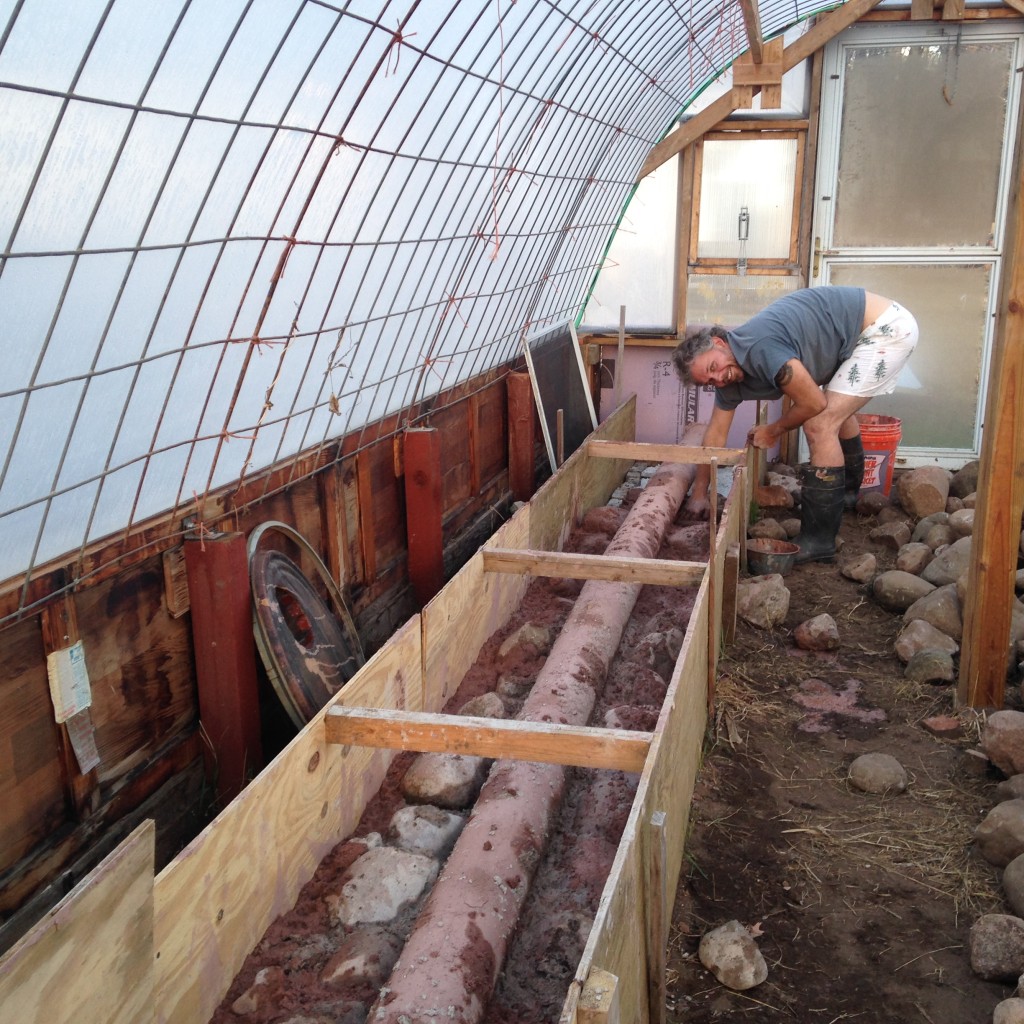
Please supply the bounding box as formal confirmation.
[507,371,535,501]
[646,810,668,1024]
[723,542,740,646]
[958,112,1024,707]
[404,427,445,605]
[615,305,626,410]
[184,532,263,803]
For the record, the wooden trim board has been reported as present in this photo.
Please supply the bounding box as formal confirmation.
[482,548,705,586]
[587,439,746,466]
[325,707,652,773]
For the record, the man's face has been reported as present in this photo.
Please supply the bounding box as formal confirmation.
[690,338,744,388]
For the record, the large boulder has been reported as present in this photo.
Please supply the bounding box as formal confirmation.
[976,801,1024,867]
[698,920,768,991]
[903,584,962,641]
[921,536,972,587]
[872,570,936,613]
[736,574,790,629]
[894,619,959,663]
[970,914,1024,982]
[897,466,951,518]
[983,711,1024,777]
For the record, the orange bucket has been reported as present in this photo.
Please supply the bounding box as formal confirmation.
[857,414,902,495]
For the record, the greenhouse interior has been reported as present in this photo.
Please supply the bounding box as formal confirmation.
[1,1,1023,1022]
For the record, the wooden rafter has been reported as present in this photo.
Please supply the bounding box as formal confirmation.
[738,0,764,64]
[637,0,885,180]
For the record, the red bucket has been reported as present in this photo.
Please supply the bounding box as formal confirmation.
[857,414,902,495]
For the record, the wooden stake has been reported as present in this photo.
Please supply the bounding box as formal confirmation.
[646,810,668,1024]
[708,457,719,711]
[403,427,445,605]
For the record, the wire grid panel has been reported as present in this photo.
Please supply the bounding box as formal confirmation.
[0,0,827,617]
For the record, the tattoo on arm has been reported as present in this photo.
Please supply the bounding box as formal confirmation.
[775,363,794,387]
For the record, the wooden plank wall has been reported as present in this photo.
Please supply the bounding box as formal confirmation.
[0,370,520,946]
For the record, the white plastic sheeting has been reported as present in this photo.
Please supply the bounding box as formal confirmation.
[0,0,832,610]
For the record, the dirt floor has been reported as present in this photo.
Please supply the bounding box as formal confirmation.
[213,475,1017,1024]
[668,508,1014,1024]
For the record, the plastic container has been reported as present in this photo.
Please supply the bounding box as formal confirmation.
[746,538,799,576]
[857,414,902,496]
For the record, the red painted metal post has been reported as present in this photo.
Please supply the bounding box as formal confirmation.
[507,371,535,501]
[183,532,263,803]
[403,427,445,605]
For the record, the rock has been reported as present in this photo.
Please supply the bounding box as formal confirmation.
[839,551,876,583]
[950,460,979,498]
[749,518,789,541]
[922,523,956,550]
[976,801,1024,867]
[911,512,949,543]
[755,484,794,510]
[894,619,959,663]
[498,622,554,660]
[327,846,438,926]
[386,804,465,857]
[780,517,801,539]
[921,536,972,587]
[876,505,907,525]
[921,715,963,738]
[793,614,840,651]
[496,673,533,700]
[457,692,506,718]
[401,751,489,809]
[946,496,964,513]
[904,649,954,684]
[897,466,951,518]
[983,712,1024,777]
[641,628,685,682]
[948,508,974,538]
[848,752,907,794]
[1016,568,1024,594]
[997,777,1024,803]
[872,570,936,613]
[855,490,890,515]
[963,492,977,509]
[869,521,911,551]
[698,920,768,991]
[768,461,798,478]
[970,914,1024,981]
[1005,855,1024,918]
[322,927,402,988]
[766,472,801,500]
[894,542,933,575]
[903,584,962,641]
[736,574,790,629]
[994,997,1024,1024]
[232,967,286,1016]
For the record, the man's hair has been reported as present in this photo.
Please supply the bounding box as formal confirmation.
[671,325,730,386]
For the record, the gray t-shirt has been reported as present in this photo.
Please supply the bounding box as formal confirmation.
[713,286,866,410]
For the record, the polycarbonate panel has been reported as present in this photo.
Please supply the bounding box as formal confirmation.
[697,138,797,259]
[834,36,1014,248]
[0,0,838,603]
[828,262,990,451]
[580,157,678,331]
[685,274,801,326]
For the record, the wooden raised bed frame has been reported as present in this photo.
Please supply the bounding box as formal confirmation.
[0,398,748,1024]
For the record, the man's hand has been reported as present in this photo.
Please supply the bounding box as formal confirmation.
[684,493,711,519]
[747,423,780,450]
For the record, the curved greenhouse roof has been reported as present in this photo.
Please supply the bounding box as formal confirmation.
[1,0,837,607]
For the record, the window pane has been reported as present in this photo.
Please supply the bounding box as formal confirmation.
[834,39,1013,248]
[581,157,677,332]
[685,274,800,325]
[697,138,797,260]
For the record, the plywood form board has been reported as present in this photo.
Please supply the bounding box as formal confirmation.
[527,399,638,553]
[421,506,531,712]
[473,384,508,482]
[0,820,154,1024]
[153,615,422,1024]
[71,564,195,787]
[0,616,69,879]
[562,479,744,1022]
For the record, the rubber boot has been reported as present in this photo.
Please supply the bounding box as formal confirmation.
[840,433,865,510]
[795,465,845,564]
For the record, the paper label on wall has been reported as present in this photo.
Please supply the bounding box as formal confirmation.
[46,640,92,723]
[65,708,101,774]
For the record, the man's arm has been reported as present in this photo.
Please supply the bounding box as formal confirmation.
[686,404,737,513]
[748,358,826,449]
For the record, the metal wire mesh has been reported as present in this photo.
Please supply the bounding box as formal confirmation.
[0,0,830,623]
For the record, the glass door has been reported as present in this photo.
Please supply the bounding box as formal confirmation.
[813,21,1022,465]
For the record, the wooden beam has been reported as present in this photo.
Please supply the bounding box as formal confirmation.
[403,427,445,605]
[732,37,784,109]
[958,100,1024,709]
[184,532,263,803]
[324,706,653,773]
[738,0,764,64]
[482,547,705,586]
[942,0,966,18]
[579,969,621,1024]
[1001,0,1024,15]
[586,438,746,465]
[637,0,884,180]
[910,0,935,18]
[507,371,536,501]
